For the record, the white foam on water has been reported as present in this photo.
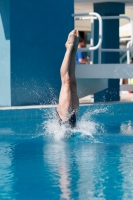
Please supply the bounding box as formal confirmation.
[120,121,133,135]
[42,107,107,141]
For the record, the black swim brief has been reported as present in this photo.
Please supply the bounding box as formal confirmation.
[57,111,76,128]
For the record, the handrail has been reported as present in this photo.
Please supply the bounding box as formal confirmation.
[101,23,133,52]
[102,16,133,49]
[98,16,133,63]
[72,12,102,52]
[127,41,132,64]
[73,13,133,64]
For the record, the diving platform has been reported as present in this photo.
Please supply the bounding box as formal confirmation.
[76,64,133,98]
[76,64,133,79]
[74,12,133,100]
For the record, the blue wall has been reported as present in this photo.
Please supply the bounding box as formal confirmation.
[2,0,73,106]
[0,0,11,106]
[0,0,74,106]
[10,0,74,106]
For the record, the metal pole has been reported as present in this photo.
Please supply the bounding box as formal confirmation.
[127,41,131,64]
[90,19,94,64]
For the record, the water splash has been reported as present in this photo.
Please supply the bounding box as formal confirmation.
[120,121,133,135]
[42,107,107,141]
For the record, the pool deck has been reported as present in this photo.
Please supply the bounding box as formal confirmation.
[0,92,133,110]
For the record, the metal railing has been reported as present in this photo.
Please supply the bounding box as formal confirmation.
[72,12,133,64]
[72,12,102,52]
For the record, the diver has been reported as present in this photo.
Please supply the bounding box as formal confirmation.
[57,30,79,128]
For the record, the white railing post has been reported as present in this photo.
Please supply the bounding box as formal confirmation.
[90,19,94,64]
[127,41,131,64]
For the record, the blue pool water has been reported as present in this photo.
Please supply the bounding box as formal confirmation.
[0,103,133,199]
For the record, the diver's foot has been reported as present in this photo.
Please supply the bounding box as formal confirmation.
[73,30,79,52]
[65,30,76,50]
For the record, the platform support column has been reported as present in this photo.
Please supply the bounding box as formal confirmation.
[93,2,125,102]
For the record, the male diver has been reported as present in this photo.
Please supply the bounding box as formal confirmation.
[57,30,79,128]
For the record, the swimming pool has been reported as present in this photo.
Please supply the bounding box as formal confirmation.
[0,103,133,199]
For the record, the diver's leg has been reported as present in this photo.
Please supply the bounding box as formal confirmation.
[69,31,79,115]
[57,31,76,120]
[70,51,79,115]
[57,49,72,121]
